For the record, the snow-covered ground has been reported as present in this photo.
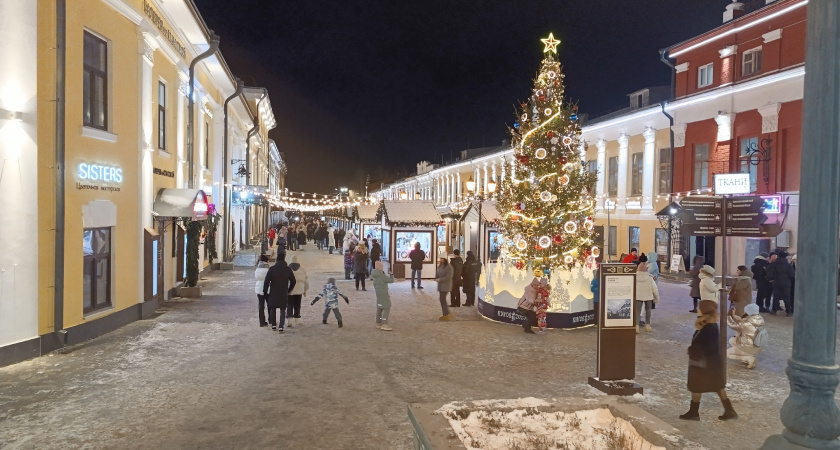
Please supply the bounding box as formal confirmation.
[0,248,836,449]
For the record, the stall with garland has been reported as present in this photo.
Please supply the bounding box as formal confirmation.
[354,203,381,244]
[459,200,502,265]
[376,200,442,279]
[478,34,599,330]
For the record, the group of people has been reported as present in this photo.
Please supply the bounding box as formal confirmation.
[428,247,481,321]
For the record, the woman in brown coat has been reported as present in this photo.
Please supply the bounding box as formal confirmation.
[688,255,705,313]
[728,265,753,316]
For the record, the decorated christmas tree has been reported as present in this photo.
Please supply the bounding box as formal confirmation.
[498,33,599,272]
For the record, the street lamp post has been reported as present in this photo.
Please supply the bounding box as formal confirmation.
[466,176,496,264]
[763,1,840,447]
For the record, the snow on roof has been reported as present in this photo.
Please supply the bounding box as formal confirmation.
[356,204,378,221]
[480,201,501,222]
[381,200,441,226]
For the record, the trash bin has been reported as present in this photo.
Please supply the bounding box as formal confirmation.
[393,262,406,280]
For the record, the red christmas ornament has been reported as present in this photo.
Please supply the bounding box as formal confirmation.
[518,155,530,165]
[553,235,563,244]
[521,103,527,108]
[538,95,546,101]
[515,261,524,270]
[559,156,568,165]
[546,131,555,138]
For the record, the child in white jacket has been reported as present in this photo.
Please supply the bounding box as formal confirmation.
[635,261,660,333]
[727,303,766,369]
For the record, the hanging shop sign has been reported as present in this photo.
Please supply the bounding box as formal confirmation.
[153,167,175,178]
[714,173,751,195]
[76,162,123,192]
[761,195,782,214]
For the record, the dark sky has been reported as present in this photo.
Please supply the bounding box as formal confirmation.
[194,0,722,193]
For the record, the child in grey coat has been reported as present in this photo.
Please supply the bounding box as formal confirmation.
[311,278,350,328]
[371,261,395,331]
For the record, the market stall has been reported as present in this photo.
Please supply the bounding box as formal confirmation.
[377,200,441,279]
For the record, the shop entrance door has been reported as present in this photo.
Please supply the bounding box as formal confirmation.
[144,228,163,302]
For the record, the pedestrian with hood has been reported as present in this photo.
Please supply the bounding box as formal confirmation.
[462,251,481,306]
[297,228,307,250]
[727,265,753,316]
[371,261,395,331]
[255,254,270,327]
[286,255,309,328]
[751,252,771,312]
[353,244,369,291]
[263,254,296,334]
[327,225,336,254]
[518,278,541,334]
[647,252,660,282]
[449,249,464,307]
[727,303,766,369]
[688,255,706,313]
[409,242,426,289]
[311,278,350,328]
[768,250,795,316]
[679,298,738,421]
[635,256,660,333]
[435,257,455,321]
[699,265,719,305]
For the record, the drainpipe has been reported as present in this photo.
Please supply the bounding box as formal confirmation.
[54,0,67,345]
[187,32,220,189]
[245,119,259,244]
[222,78,244,262]
[660,49,677,267]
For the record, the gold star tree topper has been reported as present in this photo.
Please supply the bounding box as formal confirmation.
[541,33,561,54]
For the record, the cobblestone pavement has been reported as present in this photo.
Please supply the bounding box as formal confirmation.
[1,248,838,449]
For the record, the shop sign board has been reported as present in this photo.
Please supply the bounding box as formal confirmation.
[762,195,782,214]
[714,173,751,195]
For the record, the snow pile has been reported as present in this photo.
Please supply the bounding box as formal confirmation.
[439,405,665,450]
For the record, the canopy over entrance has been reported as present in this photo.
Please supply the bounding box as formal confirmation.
[152,189,210,220]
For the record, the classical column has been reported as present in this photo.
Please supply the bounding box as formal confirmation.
[763,1,840,447]
[139,33,156,230]
[483,166,489,193]
[492,164,497,183]
[617,133,629,214]
[642,126,656,214]
[596,139,606,210]
[457,172,461,201]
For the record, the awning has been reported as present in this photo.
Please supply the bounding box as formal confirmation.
[152,188,210,221]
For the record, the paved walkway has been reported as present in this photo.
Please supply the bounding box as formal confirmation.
[1,248,838,449]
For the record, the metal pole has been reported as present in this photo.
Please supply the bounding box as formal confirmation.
[719,195,728,380]
[763,0,840,447]
[53,0,67,342]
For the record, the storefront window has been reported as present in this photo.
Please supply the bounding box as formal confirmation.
[629,226,640,252]
[394,231,432,263]
[158,82,166,150]
[83,31,108,130]
[693,144,709,190]
[83,228,112,313]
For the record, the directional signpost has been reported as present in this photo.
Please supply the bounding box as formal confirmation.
[677,185,785,380]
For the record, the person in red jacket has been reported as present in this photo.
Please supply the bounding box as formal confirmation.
[621,248,638,264]
[267,227,276,247]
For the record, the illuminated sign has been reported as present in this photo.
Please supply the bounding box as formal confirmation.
[78,163,123,183]
[762,195,782,214]
[714,173,750,195]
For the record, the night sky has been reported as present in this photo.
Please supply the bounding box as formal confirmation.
[194,0,722,193]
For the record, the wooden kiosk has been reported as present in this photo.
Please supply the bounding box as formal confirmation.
[377,200,441,279]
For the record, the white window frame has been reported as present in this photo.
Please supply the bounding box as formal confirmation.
[742,47,762,77]
[698,63,714,88]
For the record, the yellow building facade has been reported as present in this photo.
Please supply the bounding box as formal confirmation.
[0,0,279,366]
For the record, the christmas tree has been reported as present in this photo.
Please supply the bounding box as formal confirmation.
[498,33,599,272]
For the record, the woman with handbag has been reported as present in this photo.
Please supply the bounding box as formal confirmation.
[680,298,738,421]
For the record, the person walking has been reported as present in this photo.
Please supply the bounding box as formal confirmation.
[635,258,660,333]
[688,255,705,313]
[297,228,307,250]
[371,261,395,331]
[449,249,464,307]
[327,225,336,254]
[267,227,276,248]
[699,265,719,305]
[435,257,455,321]
[727,265,753,317]
[767,251,795,316]
[679,298,738,421]
[286,255,309,328]
[263,254,296,334]
[727,303,766,369]
[370,239,382,265]
[517,278,541,334]
[409,242,426,289]
[310,278,350,328]
[255,254,270,327]
[461,251,480,306]
[647,251,660,283]
[353,245,369,291]
[287,226,297,251]
[751,252,771,312]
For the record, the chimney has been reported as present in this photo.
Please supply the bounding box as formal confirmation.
[723,0,745,23]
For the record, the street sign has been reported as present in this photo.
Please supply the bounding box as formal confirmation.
[679,197,722,225]
[679,195,781,237]
[725,196,767,227]
[714,173,751,195]
[683,223,724,236]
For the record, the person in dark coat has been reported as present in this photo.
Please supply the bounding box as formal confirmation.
[768,251,795,316]
[680,300,737,421]
[688,255,705,313]
[462,251,481,306]
[370,240,382,263]
[751,253,771,312]
[353,245,369,291]
[297,229,306,250]
[263,254,296,333]
[449,249,464,307]
[409,242,426,289]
